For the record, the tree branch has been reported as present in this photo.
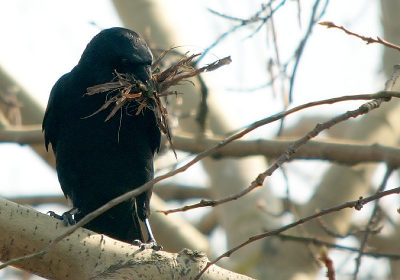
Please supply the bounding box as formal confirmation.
[196,187,400,279]
[162,93,397,215]
[277,234,400,260]
[319,21,400,51]
[5,126,400,168]
[173,134,400,166]
[0,197,254,280]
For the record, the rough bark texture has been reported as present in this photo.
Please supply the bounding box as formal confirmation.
[0,197,254,280]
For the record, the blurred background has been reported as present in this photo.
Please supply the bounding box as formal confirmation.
[1,0,399,279]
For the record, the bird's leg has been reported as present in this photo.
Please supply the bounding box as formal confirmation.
[48,207,79,226]
[133,218,163,250]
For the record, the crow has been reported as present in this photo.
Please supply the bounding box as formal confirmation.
[42,27,161,249]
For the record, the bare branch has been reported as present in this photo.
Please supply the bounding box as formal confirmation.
[173,134,400,166]
[277,234,400,260]
[319,21,400,51]
[0,124,42,144]
[6,124,400,167]
[162,91,398,215]
[353,166,394,279]
[287,0,329,105]
[195,187,400,279]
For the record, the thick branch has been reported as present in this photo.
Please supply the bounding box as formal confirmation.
[174,134,400,166]
[0,197,254,280]
[5,127,400,167]
[0,124,42,144]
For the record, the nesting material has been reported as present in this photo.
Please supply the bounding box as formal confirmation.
[86,51,232,155]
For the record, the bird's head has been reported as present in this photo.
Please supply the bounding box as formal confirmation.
[79,27,154,91]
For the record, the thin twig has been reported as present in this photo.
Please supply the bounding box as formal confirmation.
[353,166,394,279]
[287,0,329,104]
[200,1,286,61]
[194,187,400,279]
[162,90,397,215]
[277,0,328,136]
[277,234,400,260]
[319,21,400,51]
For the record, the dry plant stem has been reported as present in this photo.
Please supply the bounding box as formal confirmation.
[85,53,231,157]
[319,21,400,51]
[1,91,397,271]
[194,187,400,279]
[277,234,400,260]
[163,91,396,215]
[353,166,394,279]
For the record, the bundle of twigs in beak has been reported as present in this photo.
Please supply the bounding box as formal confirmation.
[86,50,232,156]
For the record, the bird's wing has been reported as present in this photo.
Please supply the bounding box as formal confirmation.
[42,73,69,152]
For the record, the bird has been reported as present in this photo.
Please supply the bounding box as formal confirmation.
[42,27,162,249]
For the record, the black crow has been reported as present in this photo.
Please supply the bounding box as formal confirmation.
[43,27,161,249]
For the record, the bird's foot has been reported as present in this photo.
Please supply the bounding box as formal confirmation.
[48,208,78,226]
[133,239,163,251]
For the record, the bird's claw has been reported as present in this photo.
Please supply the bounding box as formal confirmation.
[47,209,77,226]
[133,239,163,251]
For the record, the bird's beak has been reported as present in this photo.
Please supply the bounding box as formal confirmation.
[134,65,155,97]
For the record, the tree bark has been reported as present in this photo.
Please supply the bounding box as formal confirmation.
[0,197,254,280]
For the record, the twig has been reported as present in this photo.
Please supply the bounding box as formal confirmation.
[353,166,394,279]
[162,90,397,215]
[316,217,353,239]
[287,0,328,104]
[277,0,328,136]
[277,234,400,259]
[319,21,400,52]
[352,64,400,279]
[266,2,283,101]
[194,187,400,279]
[385,64,400,90]
[200,1,286,61]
